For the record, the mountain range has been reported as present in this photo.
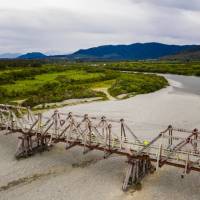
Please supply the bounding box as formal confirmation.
[1,42,200,60]
[163,46,200,61]
[68,43,197,60]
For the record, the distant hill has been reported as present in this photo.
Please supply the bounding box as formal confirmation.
[5,42,200,61]
[0,53,21,59]
[68,43,197,60]
[18,52,47,59]
[164,46,200,61]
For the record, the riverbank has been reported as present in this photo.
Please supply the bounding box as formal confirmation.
[1,75,200,200]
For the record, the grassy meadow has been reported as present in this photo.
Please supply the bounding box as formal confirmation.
[1,60,187,108]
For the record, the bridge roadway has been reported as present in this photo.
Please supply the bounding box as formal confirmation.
[0,104,200,191]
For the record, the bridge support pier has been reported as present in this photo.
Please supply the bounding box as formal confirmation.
[122,157,155,191]
[15,134,50,159]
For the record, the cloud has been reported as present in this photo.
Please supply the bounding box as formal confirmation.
[0,0,200,54]
[131,0,200,11]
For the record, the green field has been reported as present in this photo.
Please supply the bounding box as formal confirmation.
[1,70,103,93]
[0,60,171,108]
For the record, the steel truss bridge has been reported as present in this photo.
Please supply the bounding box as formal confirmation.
[0,104,200,191]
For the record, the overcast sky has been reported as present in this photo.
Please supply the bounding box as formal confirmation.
[1,0,200,54]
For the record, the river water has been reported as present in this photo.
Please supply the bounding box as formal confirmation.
[163,74,200,96]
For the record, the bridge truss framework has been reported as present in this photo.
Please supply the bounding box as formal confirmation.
[0,104,200,191]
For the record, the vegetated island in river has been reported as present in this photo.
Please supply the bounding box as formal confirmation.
[3,59,200,109]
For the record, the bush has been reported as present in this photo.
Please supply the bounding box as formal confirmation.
[109,73,168,97]
[22,82,106,107]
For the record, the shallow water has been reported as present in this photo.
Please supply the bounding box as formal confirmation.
[163,74,200,96]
